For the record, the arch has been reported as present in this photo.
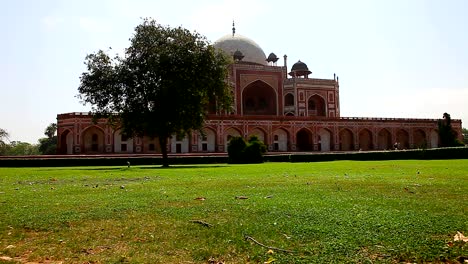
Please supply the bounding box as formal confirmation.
[430,130,439,148]
[284,93,294,107]
[143,136,161,153]
[114,129,134,153]
[248,127,267,143]
[59,129,73,154]
[296,128,313,151]
[285,112,295,116]
[377,128,392,150]
[318,128,332,152]
[413,129,427,149]
[272,128,288,151]
[358,128,373,150]
[81,126,105,153]
[396,129,409,149]
[339,128,354,151]
[171,133,189,153]
[307,94,326,117]
[242,80,277,115]
[199,128,216,152]
[225,127,242,151]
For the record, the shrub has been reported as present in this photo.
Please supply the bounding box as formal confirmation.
[227,136,247,164]
[227,136,267,164]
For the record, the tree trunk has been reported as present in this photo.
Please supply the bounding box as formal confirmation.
[159,136,169,167]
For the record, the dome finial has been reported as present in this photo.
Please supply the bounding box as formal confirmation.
[232,20,236,37]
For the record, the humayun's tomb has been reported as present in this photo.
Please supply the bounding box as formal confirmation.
[56,27,463,155]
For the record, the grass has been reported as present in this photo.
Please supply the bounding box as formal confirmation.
[0,160,467,263]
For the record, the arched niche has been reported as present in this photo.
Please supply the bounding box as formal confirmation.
[318,128,332,151]
[284,93,294,107]
[339,129,354,151]
[59,129,73,154]
[307,95,326,117]
[171,134,189,153]
[377,129,392,150]
[272,128,288,151]
[225,127,242,151]
[358,129,373,150]
[413,129,427,149]
[114,129,134,153]
[248,127,266,144]
[143,136,161,153]
[430,130,438,148]
[199,128,216,152]
[82,126,105,153]
[396,129,409,149]
[242,80,277,115]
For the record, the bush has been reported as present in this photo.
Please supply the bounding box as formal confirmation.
[227,136,247,164]
[227,136,267,164]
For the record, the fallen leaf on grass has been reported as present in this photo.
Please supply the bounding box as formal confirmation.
[194,197,206,201]
[454,231,468,242]
[267,249,274,254]
[235,196,248,199]
[264,257,276,263]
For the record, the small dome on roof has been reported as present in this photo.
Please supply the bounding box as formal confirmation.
[266,52,279,63]
[233,50,244,61]
[289,60,312,77]
[214,34,267,65]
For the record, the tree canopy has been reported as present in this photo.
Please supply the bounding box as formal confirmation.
[437,113,463,147]
[0,128,10,155]
[38,123,57,155]
[78,19,232,166]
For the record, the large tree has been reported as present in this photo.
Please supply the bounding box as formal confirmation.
[437,112,463,147]
[78,19,232,166]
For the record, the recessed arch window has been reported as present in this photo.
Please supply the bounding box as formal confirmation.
[285,94,294,106]
[307,95,326,116]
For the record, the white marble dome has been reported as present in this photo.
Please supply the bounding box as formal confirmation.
[214,34,267,65]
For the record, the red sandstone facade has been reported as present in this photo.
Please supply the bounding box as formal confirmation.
[56,31,463,155]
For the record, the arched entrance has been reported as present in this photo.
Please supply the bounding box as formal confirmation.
[82,126,105,153]
[318,128,332,152]
[413,129,427,148]
[339,129,354,151]
[307,95,326,117]
[358,129,373,150]
[296,129,313,151]
[242,80,277,115]
[377,129,392,150]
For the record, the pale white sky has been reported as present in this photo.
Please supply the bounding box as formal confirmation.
[1,0,467,143]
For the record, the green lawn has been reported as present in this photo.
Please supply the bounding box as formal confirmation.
[0,160,467,263]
